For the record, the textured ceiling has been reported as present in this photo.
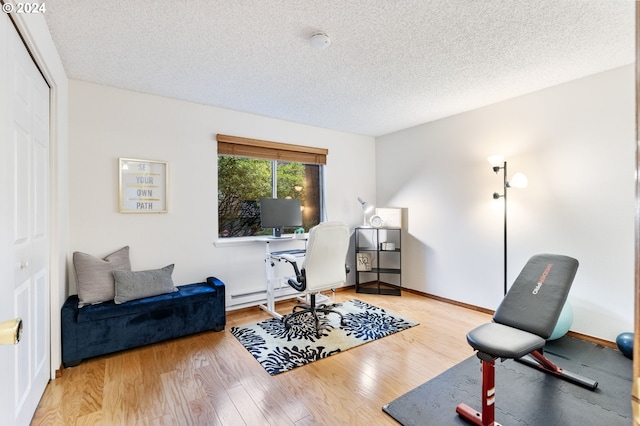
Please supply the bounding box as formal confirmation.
[44,1,634,136]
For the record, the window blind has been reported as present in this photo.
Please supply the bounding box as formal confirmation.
[216,134,327,165]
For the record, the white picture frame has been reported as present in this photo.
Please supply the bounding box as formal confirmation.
[119,158,168,213]
[375,208,402,228]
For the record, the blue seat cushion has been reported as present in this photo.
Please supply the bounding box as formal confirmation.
[77,282,216,323]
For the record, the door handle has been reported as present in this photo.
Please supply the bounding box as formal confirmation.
[0,318,22,345]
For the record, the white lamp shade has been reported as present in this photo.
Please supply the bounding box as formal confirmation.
[487,155,504,168]
[510,172,528,188]
[357,197,374,213]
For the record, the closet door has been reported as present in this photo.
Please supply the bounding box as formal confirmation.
[0,12,51,426]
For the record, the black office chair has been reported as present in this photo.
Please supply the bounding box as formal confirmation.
[276,222,350,337]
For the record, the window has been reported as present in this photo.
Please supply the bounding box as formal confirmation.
[217,134,327,238]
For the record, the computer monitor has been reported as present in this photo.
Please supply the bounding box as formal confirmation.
[259,198,302,238]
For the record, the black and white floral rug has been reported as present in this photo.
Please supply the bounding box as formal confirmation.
[230,299,418,375]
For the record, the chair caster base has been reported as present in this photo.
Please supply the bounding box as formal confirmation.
[282,301,346,337]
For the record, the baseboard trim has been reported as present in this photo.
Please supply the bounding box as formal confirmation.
[402,287,495,315]
[566,330,616,349]
[400,287,617,348]
[226,285,617,348]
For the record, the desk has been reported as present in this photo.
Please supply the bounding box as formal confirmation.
[258,236,307,319]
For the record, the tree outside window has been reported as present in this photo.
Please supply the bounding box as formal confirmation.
[218,156,322,238]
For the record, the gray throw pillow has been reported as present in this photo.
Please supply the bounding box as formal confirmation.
[74,246,131,307]
[113,264,177,304]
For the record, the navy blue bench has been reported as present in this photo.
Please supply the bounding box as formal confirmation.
[61,276,225,367]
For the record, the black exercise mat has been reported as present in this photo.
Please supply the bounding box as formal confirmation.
[383,336,632,425]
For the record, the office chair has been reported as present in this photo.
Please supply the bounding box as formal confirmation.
[277,221,350,337]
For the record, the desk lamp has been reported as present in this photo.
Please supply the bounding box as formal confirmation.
[357,197,374,227]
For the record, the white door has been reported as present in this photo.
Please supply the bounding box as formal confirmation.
[0,12,51,426]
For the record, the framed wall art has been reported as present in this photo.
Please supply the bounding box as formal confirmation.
[119,158,168,213]
[356,252,374,271]
[375,207,403,228]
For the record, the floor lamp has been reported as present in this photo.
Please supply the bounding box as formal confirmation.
[488,156,528,295]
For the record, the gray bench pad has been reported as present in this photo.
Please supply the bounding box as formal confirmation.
[467,254,579,360]
[494,254,578,339]
[466,323,546,359]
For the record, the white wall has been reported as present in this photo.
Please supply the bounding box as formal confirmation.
[68,66,635,342]
[376,65,635,342]
[67,80,376,308]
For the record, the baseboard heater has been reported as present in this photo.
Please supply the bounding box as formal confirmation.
[229,285,299,307]
[230,289,268,299]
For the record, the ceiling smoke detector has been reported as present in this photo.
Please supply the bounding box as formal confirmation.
[309,32,331,49]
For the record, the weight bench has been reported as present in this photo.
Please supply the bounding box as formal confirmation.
[456,254,598,426]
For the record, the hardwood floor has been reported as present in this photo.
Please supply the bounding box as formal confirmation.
[31,289,491,425]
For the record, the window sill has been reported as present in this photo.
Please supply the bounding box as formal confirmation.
[214,234,308,247]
